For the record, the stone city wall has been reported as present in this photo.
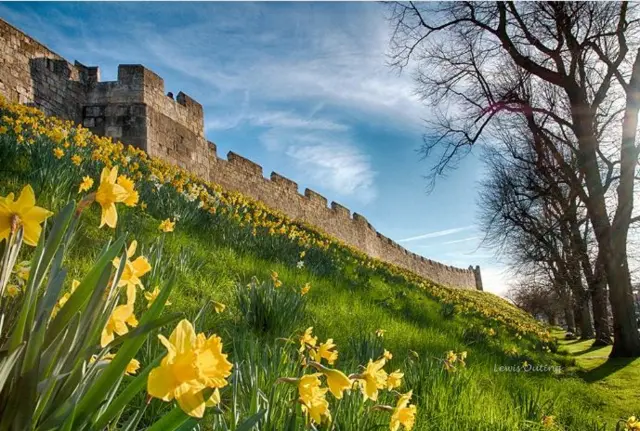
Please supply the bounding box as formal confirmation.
[0,17,482,290]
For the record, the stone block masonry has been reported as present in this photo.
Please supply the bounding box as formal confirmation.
[0,18,482,290]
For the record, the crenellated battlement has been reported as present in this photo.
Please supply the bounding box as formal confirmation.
[0,17,481,290]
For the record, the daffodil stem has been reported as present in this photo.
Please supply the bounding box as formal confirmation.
[0,226,23,300]
[146,405,196,431]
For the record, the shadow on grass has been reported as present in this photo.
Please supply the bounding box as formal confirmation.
[571,344,607,357]
[579,357,635,383]
[563,339,584,345]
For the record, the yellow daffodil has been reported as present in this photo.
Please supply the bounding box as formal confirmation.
[0,185,52,246]
[387,370,403,390]
[271,270,282,288]
[298,374,331,424]
[376,329,386,338]
[353,358,387,401]
[78,176,94,193]
[390,391,417,431]
[101,303,138,347]
[309,362,352,399]
[144,286,171,309]
[625,416,640,431]
[159,218,175,232]
[95,167,129,228]
[213,301,226,313]
[301,282,311,296]
[299,327,318,352]
[126,358,141,375]
[71,154,82,166]
[53,147,64,159]
[14,260,30,282]
[117,175,139,207]
[147,319,233,418]
[113,240,152,296]
[311,339,338,365]
[52,279,80,317]
[140,202,147,210]
[4,284,20,298]
[205,388,221,407]
[90,353,140,375]
[384,349,393,360]
[459,351,467,367]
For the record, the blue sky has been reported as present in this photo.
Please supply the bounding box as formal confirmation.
[0,2,510,294]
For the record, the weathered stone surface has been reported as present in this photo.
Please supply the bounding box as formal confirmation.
[0,17,481,289]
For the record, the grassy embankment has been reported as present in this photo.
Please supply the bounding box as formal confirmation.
[0,98,637,430]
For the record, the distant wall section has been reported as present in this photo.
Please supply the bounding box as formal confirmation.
[206,149,479,288]
[0,17,481,290]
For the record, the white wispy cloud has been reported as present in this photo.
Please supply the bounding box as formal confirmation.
[441,236,481,245]
[398,226,475,243]
[260,128,377,203]
[207,110,349,133]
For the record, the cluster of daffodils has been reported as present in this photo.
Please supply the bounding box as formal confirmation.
[0,97,551,343]
[278,327,416,429]
[3,260,31,298]
[101,239,151,347]
[443,351,467,373]
[0,178,232,424]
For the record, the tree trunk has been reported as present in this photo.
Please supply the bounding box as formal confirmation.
[570,53,640,357]
[607,49,640,357]
[590,257,612,346]
[573,301,584,337]
[578,299,594,339]
[562,291,576,334]
[605,247,640,356]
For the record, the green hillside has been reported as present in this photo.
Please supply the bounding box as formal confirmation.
[0,98,637,430]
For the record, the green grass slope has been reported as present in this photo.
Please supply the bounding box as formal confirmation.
[0,99,637,430]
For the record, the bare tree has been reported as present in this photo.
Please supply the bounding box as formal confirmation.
[388,1,640,357]
[478,142,601,339]
[509,276,563,326]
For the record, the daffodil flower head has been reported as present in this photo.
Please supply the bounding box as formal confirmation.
[147,319,233,418]
[298,373,331,424]
[310,339,338,365]
[299,327,318,353]
[117,175,139,207]
[90,353,140,376]
[113,240,152,293]
[101,303,138,347]
[387,370,403,390]
[300,282,311,295]
[541,415,556,428]
[625,416,640,431]
[159,218,175,232]
[95,167,129,228]
[78,176,94,194]
[390,390,417,431]
[309,361,352,399]
[213,301,226,313]
[0,185,52,246]
[354,358,387,401]
[144,286,172,309]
